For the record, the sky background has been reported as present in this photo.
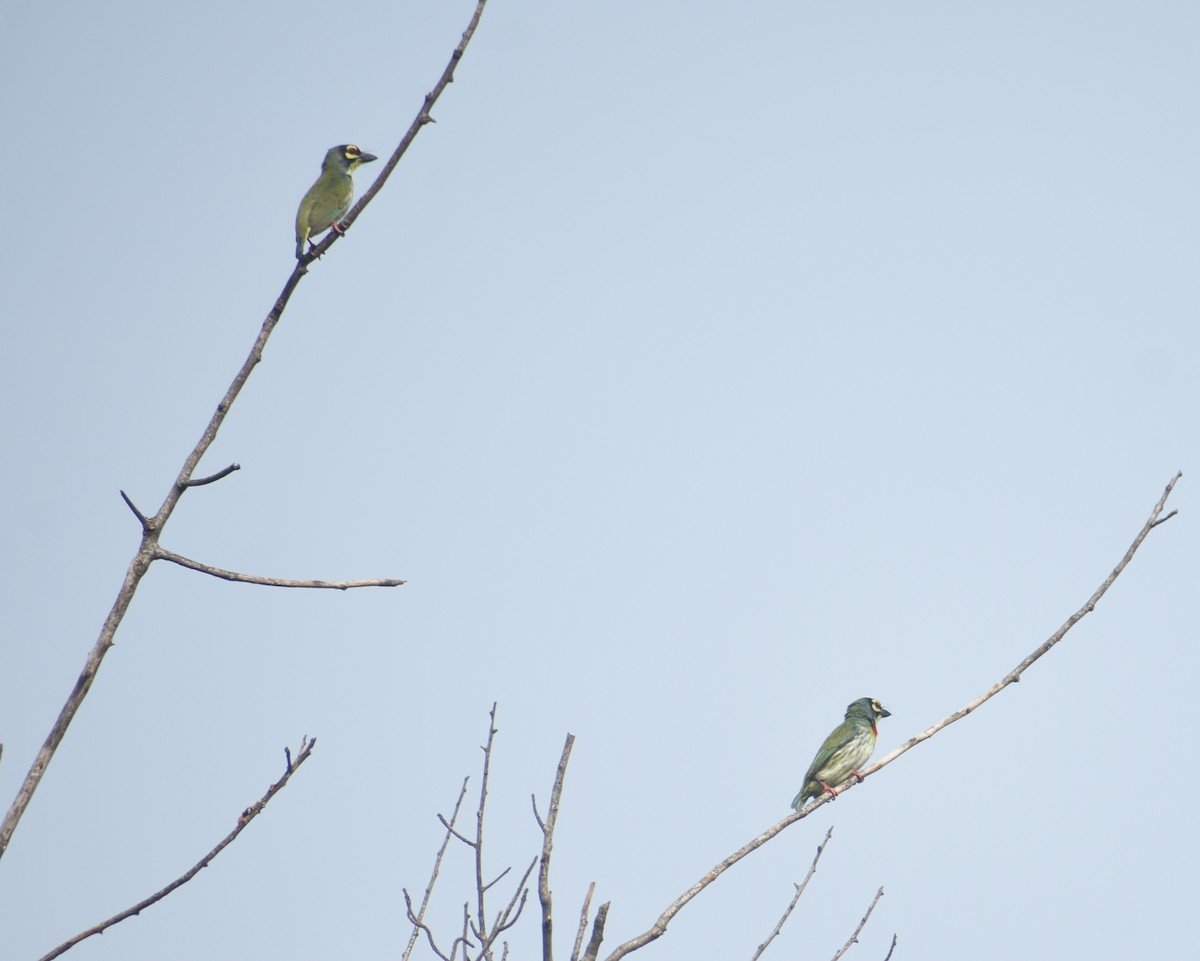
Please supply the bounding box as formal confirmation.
[1,1,1196,959]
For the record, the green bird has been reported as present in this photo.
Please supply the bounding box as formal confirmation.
[294,144,378,260]
[791,697,891,811]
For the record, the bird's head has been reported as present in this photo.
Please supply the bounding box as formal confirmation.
[325,144,379,174]
[846,697,891,723]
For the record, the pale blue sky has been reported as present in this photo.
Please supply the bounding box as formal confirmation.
[1,2,1196,959]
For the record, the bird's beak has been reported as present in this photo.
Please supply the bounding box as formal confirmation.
[359,153,378,163]
[879,706,892,718]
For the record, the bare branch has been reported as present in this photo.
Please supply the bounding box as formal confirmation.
[483,865,514,893]
[537,733,576,961]
[460,902,474,960]
[798,469,1184,808]
[581,903,610,961]
[152,546,406,590]
[599,473,1183,961]
[881,934,898,961]
[1151,509,1178,528]
[36,738,316,961]
[302,0,491,263]
[829,887,884,961]
[490,857,536,937]
[0,0,494,862]
[570,882,596,961]
[439,812,478,848]
[119,490,152,531]
[403,777,472,961]
[404,889,456,961]
[750,826,835,961]
[473,703,500,957]
[182,463,241,487]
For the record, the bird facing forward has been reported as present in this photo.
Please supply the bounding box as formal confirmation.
[295,144,378,259]
[791,697,891,810]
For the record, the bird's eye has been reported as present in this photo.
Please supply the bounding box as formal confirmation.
[346,146,360,157]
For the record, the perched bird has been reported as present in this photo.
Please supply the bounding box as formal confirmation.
[294,144,378,259]
[791,697,891,810]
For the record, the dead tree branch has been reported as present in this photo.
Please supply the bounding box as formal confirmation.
[302,0,491,264]
[403,777,472,961]
[36,738,316,961]
[153,546,406,590]
[795,469,1183,809]
[750,826,835,961]
[473,703,501,955]
[570,882,596,961]
[536,733,576,961]
[466,705,536,961]
[598,472,1181,961]
[580,903,610,961]
[829,887,884,961]
[0,0,495,863]
[182,463,241,487]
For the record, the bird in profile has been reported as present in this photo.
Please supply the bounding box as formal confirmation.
[294,144,378,259]
[791,697,891,810]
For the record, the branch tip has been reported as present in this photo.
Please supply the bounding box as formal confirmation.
[119,490,153,531]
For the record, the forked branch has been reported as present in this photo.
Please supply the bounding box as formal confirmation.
[0,0,494,864]
[403,777,472,961]
[750,826,835,961]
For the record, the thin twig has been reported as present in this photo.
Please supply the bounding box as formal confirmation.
[598,472,1182,961]
[152,546,405,590]
[474,702,500,959]
[483,865,514,893]
[829,887,884,961]
[119,490,152,531]
[537,733,577,961]
[403,777,472,961]
[404,890,455,961]
[438,812,477,847]
[750,826,835,961]
[0,0,494,861]
[881,934,898,961]
[570,882,596,961]
[182,463,241,487]
[460,901,474,960]
[36,738,316,961]
[488,857,536,939]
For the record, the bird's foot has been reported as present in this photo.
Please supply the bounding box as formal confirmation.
[850,770,865,784]
[819,780,838,799]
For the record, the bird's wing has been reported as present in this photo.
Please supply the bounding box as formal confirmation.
[803,718,855,780]
[305,182,354,234]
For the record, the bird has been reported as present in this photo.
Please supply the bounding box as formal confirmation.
[791,697,891,810]
[294,144,378,259]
